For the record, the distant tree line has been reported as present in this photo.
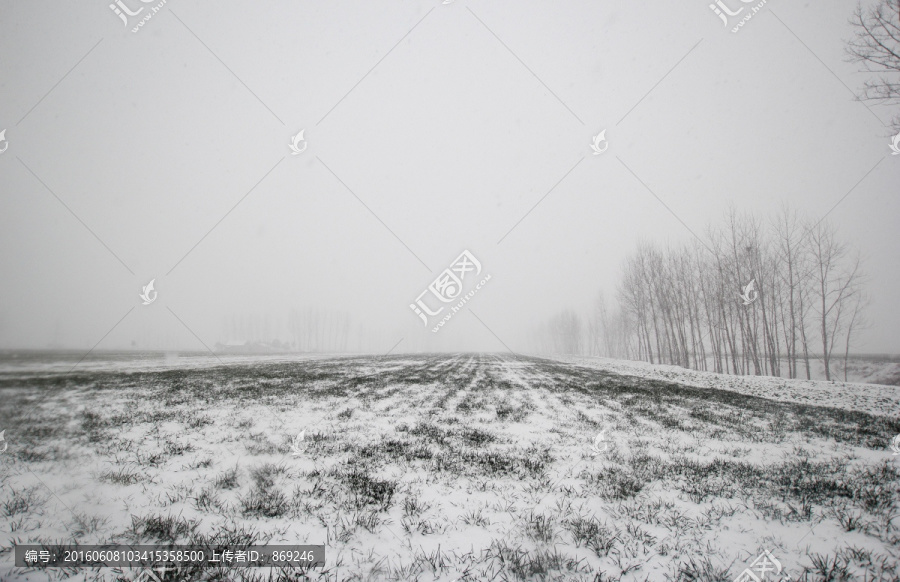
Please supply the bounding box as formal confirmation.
[288,308,352,352]
[219,309,352,352]
[532,207,868,381]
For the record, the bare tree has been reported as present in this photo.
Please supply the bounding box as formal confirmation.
[842,291,870,381]
[846,0,900,129]
[554,310,584,355]
[587,291,607,356]
[772,205,815,379]
[619,245,656,363]
[807,221,864,381]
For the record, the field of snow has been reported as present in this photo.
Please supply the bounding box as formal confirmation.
[551,355,900,418]
[0,351,339,376]
[1,353,899,581]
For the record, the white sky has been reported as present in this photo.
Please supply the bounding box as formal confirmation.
[0,0,897,354]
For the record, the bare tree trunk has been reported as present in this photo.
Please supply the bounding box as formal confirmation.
[842,293,866,382]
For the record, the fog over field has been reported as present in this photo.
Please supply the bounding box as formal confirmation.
[0,0,899,357]
[1,0,900,581]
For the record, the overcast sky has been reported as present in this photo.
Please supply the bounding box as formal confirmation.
[0,0,898,354]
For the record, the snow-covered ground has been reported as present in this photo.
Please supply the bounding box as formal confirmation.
[0,353,898,581]
[550,354,900,418]
[0,351,344,376]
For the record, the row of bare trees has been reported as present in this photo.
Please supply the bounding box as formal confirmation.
[533,207,868,381]
[218,309,353,352]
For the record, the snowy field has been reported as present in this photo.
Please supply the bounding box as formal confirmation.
[552,356,900,418]
[1,353,899,581]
